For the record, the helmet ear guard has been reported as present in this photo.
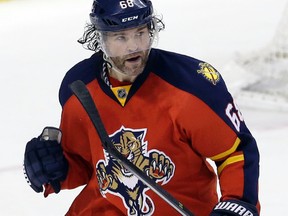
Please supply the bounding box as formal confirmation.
[90,0,153,32]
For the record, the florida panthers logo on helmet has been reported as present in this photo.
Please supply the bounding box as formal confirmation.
[96,126,175,215]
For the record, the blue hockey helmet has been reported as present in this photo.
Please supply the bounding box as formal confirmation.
[90,0,153,32]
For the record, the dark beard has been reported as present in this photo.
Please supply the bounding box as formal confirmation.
[110,49,150,76]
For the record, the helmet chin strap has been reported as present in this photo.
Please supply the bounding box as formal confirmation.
[103,54,139,83]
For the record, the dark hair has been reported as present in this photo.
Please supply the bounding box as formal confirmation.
[77,16,165,52]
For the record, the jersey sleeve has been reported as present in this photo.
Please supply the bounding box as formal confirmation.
[159,56,261,210]
[44,88,94,197]
[59,97,94,190]
[181,68,260,210]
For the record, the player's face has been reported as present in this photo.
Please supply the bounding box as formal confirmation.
[101,25,152,77]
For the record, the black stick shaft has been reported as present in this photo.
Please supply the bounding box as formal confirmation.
[69,80,194,216]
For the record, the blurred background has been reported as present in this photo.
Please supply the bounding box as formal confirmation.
[1,0,287,215]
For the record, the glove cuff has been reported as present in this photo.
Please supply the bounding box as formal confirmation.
[211,199,259,216]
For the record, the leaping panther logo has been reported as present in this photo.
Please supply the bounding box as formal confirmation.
[96,126,175,215]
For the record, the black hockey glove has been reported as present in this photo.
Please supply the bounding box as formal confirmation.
[210,199,259,216]
[23,127,68,193]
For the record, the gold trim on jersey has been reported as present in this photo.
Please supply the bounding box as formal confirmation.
[210,137,241,161]
[217,154,244,174]
[111,85,132,106]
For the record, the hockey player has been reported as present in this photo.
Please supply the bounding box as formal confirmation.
[23,0,260,215]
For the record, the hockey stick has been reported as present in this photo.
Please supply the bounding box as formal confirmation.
[69,80,194,216]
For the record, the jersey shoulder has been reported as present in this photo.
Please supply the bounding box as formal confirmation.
[58,52,103,107]
[150,48,229,99]
[150,49,234,127]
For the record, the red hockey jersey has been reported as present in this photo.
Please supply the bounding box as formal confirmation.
[45,48,260,216]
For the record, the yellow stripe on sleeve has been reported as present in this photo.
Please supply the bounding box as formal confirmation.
[217,154,244,174]
[210,137,241,161]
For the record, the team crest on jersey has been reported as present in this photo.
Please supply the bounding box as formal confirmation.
[96,126,175,216]
[197,62,220,85]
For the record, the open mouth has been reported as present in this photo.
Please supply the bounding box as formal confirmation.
[126,56,141,62]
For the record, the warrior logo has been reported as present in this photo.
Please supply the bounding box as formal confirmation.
[96,126,175,215]
[197,62,220,85]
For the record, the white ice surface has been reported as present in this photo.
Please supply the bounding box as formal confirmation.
[0,0,288,215]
